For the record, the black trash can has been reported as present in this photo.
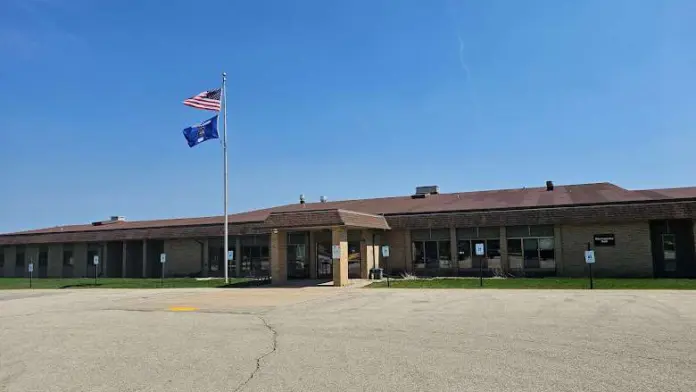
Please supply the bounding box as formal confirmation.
[371,268,383,280]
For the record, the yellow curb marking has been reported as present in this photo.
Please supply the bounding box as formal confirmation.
[168,306,198,312]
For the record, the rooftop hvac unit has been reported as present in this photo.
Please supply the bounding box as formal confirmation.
[415,185,439,195]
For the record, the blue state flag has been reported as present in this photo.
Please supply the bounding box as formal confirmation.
[182,115,219,147]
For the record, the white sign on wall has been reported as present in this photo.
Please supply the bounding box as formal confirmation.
[332,245,341,260]
[227,250,234,261]
[28,263,34,273]
[93,255,99,265]
[160,253,167,264]
[475,243,485,256]
[584,250,596,264]
[381,245,390,258]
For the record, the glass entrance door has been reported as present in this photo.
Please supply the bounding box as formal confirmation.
[348,242,362,279]
[316,242,332,278]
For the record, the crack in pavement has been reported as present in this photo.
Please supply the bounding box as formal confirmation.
[232,315,278,392]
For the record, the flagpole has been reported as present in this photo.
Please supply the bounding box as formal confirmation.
[222,72,229,284]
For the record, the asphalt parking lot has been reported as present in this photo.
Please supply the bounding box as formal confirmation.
[1,287,695,392]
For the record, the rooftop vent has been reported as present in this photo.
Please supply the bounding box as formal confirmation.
[415,185,439,195]
[299,194,305,204]
[320,196,327,203]
[546,181,554,191]
[92,216,126,226]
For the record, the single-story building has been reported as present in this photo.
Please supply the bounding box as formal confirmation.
[1,181,696,284]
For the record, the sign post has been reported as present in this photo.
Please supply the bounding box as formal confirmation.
[28,262,34,289]
[475,243,485,287]
[227,250,234,278]
[382,246,390,287]
[93,255,99,286]
[584,243,595,289]
[160,253,166,287]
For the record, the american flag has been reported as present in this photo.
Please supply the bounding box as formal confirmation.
[183,88,221,111]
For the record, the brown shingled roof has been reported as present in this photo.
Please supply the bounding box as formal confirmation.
[3,182,696,236]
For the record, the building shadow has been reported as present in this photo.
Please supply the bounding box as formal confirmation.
[219,278,336,288]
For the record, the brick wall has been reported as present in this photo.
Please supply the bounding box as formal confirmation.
[559,222,653,277]
[382,229,409,274]
[163,239,203,277]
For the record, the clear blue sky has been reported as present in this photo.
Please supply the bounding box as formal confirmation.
[1,0,695,233]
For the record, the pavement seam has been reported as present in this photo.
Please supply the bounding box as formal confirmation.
[232,315,278,392]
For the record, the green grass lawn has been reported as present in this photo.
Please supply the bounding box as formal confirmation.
[0,277,262,290]
[369,277,696,289]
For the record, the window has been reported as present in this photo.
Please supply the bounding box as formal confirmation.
[287,232,308,279]
[507,239,523,269]
[530,225,554,237]
[457,240,472,268]
[242,245,270,274]
[348,242,361,278]
[456,227,500,269]
[662,234,676,272]
[63,246,74,266]
[438,241,452,267]
[412,240,451,269]
[523,239,539,268]
[413,241,425,268]
[87,250,99,267]
[38,247,48,267]
[412,229,452,270]
[506,236,555,271]
[486,239,501,268]
[507,225,553,237]
[16,250,25,267]
[506,225,555,271]
[539,238,555,269]
[316,242,332,277]
[0,248,4,268]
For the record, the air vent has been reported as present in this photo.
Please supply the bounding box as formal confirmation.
[546,181,554,191]
[415,185,439,195]
[320,196,327,203]
[92,216,126,226]
[299,194,306,204]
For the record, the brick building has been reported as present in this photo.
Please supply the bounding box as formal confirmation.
[1,181,696,284]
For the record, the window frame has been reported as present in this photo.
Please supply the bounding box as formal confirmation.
[506,236,556,272]
[16,250,25,267]
[412,240,452,270]
[241,245,270,274]
[455,227,500,270]
[63,246,74,266]
[38,247,49,267]
[661,233,677,272]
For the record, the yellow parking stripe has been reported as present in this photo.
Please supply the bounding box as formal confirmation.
[168,306,198,312]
